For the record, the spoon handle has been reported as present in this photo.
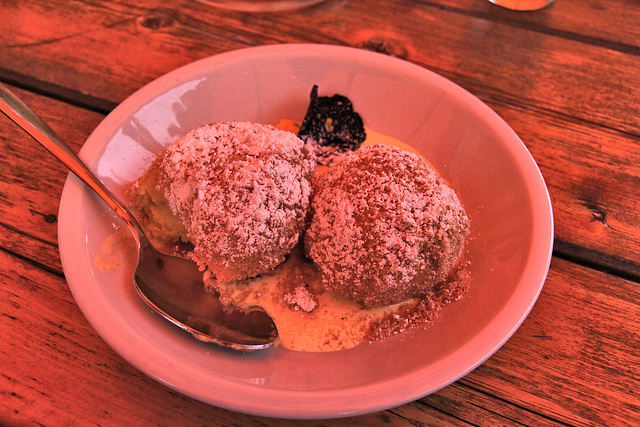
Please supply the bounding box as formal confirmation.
[0,83,142,247]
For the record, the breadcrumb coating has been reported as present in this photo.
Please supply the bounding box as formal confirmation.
[150,122,316,282]
[305,144,469,307]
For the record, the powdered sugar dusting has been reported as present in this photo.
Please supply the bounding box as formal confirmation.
[284,286,318,312]
[305,144,469,307]
[152,122,316,282]
[303,137,351,165]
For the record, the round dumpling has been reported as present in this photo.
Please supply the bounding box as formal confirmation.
[305,144,469,307]
[153,121,316,282]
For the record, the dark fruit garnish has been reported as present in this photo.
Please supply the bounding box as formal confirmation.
[298,85,366,165]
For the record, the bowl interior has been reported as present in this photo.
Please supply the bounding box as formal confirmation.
[59,44,552,418]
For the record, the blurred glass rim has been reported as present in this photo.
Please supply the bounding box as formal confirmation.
[487,0,554,11]
[195,0,327,12]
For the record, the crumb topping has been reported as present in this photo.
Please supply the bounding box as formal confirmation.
[284,285,318,312]
[152,122,316,281]
[367,263,471,341]
[305,144,469,307]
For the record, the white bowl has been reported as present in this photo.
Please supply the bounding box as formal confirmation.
[58,44,553,419]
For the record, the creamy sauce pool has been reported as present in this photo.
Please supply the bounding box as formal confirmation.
[93,227,137,273]
[206,246,419,352]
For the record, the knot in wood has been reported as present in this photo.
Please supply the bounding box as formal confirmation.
[138,12,175,30]
[356,38,407,59]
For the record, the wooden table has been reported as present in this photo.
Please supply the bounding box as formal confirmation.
[1,0,639,425]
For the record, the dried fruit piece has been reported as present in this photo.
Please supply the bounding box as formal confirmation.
[298,85,366,165]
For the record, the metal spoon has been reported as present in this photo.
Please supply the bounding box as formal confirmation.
[0,83,277,351]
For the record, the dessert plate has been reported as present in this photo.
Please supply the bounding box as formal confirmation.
[58,44,553,419]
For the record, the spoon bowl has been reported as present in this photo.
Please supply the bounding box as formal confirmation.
[0,83,277,351]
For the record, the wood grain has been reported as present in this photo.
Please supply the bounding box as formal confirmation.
[430,0,640,49]
[1,0,640,424]
[486,99,640,273]
[2,1,639,274]
[458,258,640,426]
[2,0,640,129]
[2,244,637,426]
[0,86,105,272]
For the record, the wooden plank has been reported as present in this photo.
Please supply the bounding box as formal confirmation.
[0,198,63,275]
[486,99,640,270]
[0,86,105,271]
[396,383,567,426]
[2,247,636,425]
[453,257,640,426]
[318,0,640,135]
[0,249,438,426]
[2,69,640,277]
[1,0,639,134]
[429,0,640,49]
